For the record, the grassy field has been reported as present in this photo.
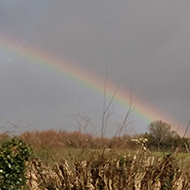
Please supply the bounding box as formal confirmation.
[33,145,190,166]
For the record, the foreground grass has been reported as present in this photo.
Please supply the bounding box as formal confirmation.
[27,147,190,190]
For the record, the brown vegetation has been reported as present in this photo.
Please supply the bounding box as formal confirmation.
[26,150,190,190]
[19,130,133,150]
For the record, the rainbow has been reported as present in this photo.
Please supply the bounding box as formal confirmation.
[0,36,184,135]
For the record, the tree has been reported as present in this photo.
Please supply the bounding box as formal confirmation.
[148,120,180,149]
[149,120,171,144]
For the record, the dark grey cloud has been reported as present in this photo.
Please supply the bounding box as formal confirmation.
[0,0,190,136]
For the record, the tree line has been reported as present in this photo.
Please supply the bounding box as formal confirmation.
[0,120,189,152]
[139,120,190,151]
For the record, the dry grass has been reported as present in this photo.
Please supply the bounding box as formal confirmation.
[26,149,190,190]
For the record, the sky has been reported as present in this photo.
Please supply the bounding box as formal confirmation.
[0,0,190,136]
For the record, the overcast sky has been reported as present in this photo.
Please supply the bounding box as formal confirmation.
[0,0,190,136]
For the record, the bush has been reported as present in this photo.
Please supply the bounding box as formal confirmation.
[0,137,32,190]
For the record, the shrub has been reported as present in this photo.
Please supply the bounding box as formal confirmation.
[0,137,32,190]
